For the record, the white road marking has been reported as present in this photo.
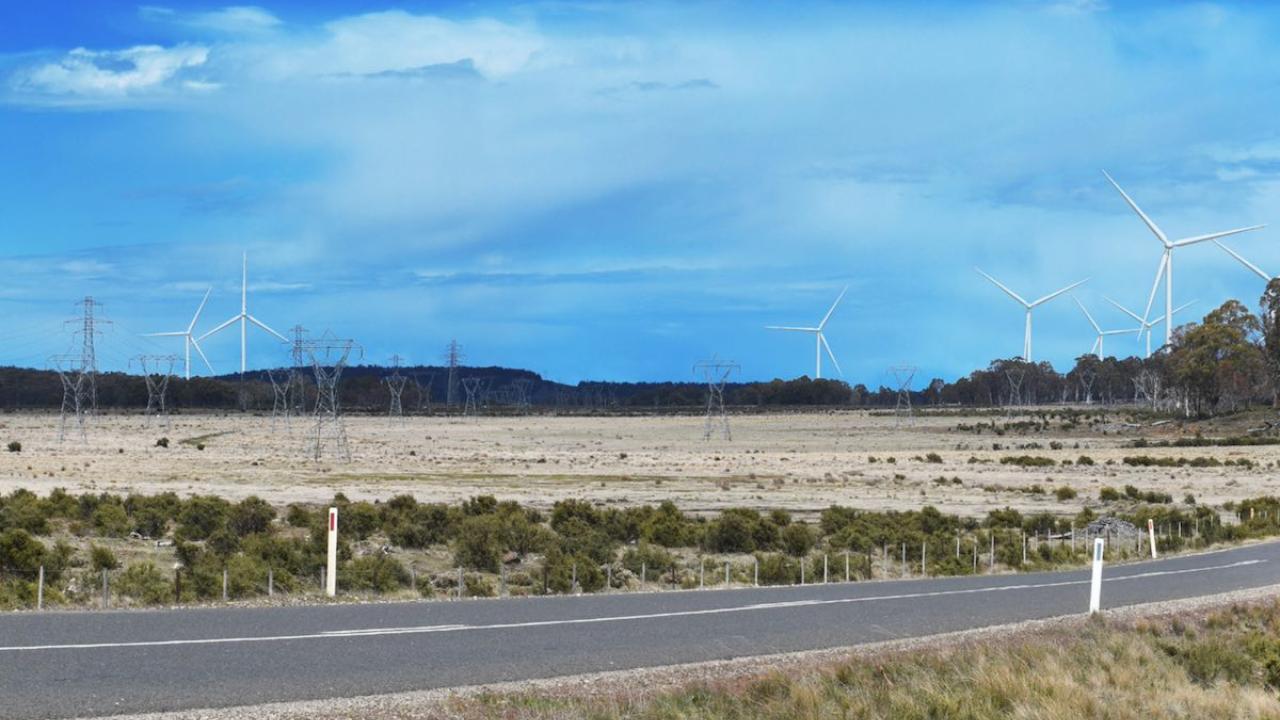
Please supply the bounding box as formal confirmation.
[0,558,1263,653]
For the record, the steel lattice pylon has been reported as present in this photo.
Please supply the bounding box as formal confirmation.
[694,357,738,441]
[384,354,408,419]
[890,365,917,427]
[131,355,176,429]
[512,378,533,414]
[302,332,362,461]
[413,373,434,412]
[50,355,89,444]
[461,377,482,416]
[266,368,294,433]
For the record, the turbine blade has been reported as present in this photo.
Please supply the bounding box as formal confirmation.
[974,268,1028,306]
[1215,240,1272,281]
[1141,253,1167,324]
[1172,225,1265,248]
[188,287,213,333]
[1105,296,1145,324]
[818,285,848,330]
[1102,170,1169,245]
[1072,295,1101,333]
[191,338,215,374]
[1171,300,1196,316]
[197,315,240,342]
[765,326,819,332]
[819,333,842,376]
[143,331,186,337]
[248,314,289,342]
[1029,278,1089,307]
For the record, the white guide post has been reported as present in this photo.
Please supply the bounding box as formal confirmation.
[1147,518,1158,559]
[326,506,338,597]
[1089,538,1105,614]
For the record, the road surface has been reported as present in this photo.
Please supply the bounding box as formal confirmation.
[1,541,1277,719]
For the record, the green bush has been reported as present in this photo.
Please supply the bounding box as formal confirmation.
[341,554,409,593]
[621,542,675,577]
[92,502,130,538]
[228,496,276,536]
[1054,487,1078,502]
[115,562,172,605]
[89,544,118,572]
[1099,487,1121,502]
[155,437,169,448]
[5,441,19,453]
[0,528,45,574]
[453,515,502,572]
[340,501,381,541]
[177,496,230,541]
[780,523,815,557]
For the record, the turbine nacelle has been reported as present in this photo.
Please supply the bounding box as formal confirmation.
[765,286,847,379]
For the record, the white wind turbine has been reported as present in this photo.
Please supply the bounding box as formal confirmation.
[1215,239,1276,282]
[765,286,847,379]
[975,268,1087,362]
[1106,297,1196,359]
[1102,170,1264,347]
[144,288,215,380]
[1072,295,1138,359]
[198,252,288,374]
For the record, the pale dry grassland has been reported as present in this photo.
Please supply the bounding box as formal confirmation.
[2,409,1279,518]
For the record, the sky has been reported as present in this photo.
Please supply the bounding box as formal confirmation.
[3,1,1280,386]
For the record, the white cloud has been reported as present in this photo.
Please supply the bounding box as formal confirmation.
[13,44,209,100]
[259,11,543,79]
[140,5,282,35]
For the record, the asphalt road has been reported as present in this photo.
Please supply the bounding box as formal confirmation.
[1,541,1277,719]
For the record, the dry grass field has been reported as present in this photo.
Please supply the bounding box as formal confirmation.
[2,407,1278,518]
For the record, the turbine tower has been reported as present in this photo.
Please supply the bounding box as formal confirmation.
[975,268,1087,362]
[199,252,288,373]
[1215,240,1276,282]
[144,288,214,380]
[1072,296,1137,358]
[765,286,847,379]
[1102,170,1263,347]
[1105,297,1196,359]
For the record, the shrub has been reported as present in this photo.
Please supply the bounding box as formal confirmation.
[464,574,495,598]
[999,455,1056,467]
[1124,485,1141,500]
[341,554,409,593]
[285,504,315,528]
[0,529,45,574]
[1054,486,1078,502]
[92,502,131,538]
[925,452,943,464]
[339,501,380,541]
[89,544,118,572]
[155,437,169,448]
[621,542,675,576]
[176,496,230,541]
[228,496,276,536]
[5,441,19,453]
[1099,487,1121,502]
[780,523,815,557]
[115,562,172,605]
[453,515,502,572]
[1076,455,1095,466]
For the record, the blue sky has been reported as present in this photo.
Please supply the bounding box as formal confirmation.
[3,1,1280,385]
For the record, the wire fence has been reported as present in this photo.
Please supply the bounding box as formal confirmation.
[0,518,1226,611]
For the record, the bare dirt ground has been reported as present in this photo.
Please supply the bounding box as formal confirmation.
[2,408,1279,517]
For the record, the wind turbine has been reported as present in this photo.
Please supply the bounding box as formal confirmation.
[1072,295,1137,358]
[975,268,1088,362]
[198,252,288,374]
[1215,239,1275,282]
[765,286,847,379]
[1102,170,1264,347]
[144,288,215,380]
[1106,297,1196,359]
